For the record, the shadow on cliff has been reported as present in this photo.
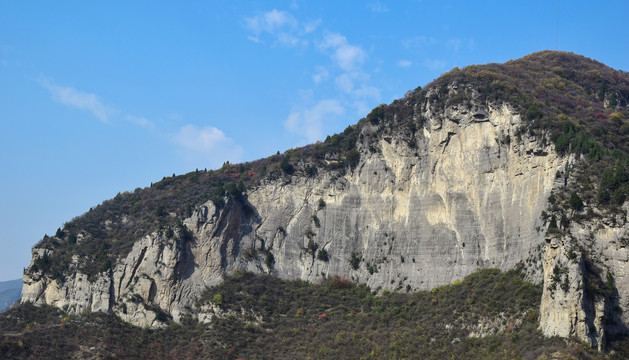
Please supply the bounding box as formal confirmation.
[582,256,629,351]
[603,285,629,352]
[174,223,198,282]
[211,196,261,270]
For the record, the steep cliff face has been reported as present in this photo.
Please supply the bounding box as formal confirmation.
[22,98,562,327]
[20,52,629,349]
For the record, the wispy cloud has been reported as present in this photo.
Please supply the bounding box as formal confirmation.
[244,9,379,140]
[422,58,446,71]
[174,125,244,167]
[245,9,297,35]
[334,73,380,100]
[126,114,154,129]
[397,59,412,68]
[313,31,379,121]
[335,73,354,93]
[244,9,318,47]
[312,65,329,84]
[285,99,345,143]
[39,77,117,123]
[368,1,389,13]
[318,33,367,72]
[303,19,321,34]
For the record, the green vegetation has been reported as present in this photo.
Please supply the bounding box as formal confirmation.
[349,251,361,270]
[4,269,616,359]
[318,198,326,210]
[265,251,275,269]
[568,191,584,211]
[316,248,329,262]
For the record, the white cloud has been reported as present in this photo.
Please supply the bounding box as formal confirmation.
[352,101,371,117]
[277,33,301,46]
[333,73,380,102]
[303,19,321,34]
[312,66,329,84]
[247,35,262,43]
[245,9,297,35]
[423,58,446,71]
[318,32,366,72]
[335,46,367,71]
[318,32,345,48]
[397,59,412,68]
[244,9,314,47]
[126,114,154,129]
[39,78,117,123]
[368,1,389,13]
[334,73,354,93]
[285,99,345,143]
[243,12,378,138]
[174,125,244,167]
[352,84,380,100]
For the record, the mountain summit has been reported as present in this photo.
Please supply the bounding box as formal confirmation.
[16,51,629,354]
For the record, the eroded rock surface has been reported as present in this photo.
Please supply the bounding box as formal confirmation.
[22,99,565,329]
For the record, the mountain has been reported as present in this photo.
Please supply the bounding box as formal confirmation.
[10,51,629,356]
[0,279,22,312]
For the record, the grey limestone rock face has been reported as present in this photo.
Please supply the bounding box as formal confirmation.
[21,99,566,331]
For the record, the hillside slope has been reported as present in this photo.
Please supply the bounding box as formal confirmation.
[20,51,629,350]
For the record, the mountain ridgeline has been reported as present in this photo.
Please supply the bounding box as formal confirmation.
[16,51,629,354]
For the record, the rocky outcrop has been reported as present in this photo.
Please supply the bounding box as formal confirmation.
[22,95,566,329]
[540,203,629,350]
[540,235,607,350]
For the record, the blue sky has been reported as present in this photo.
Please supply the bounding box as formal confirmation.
[1,0,628,281]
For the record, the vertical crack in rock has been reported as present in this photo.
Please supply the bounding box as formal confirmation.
[107,268,115,311]
[126,247,147,289]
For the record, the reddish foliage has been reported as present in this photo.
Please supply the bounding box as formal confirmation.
[328,275,352,289]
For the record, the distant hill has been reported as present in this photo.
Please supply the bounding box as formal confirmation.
[0,279,22,312]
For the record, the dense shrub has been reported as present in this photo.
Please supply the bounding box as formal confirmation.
[2,269,612,359]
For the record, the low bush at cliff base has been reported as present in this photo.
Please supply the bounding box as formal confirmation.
[1,268,617,359]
